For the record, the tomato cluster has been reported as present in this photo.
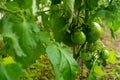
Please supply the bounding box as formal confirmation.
[70,22,103,45]
[63,21,111,69]
[85,48,110,69]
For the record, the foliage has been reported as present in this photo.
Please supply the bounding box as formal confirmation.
[21,55,54,80]
[46,42,79,80]
[0,0,120,80]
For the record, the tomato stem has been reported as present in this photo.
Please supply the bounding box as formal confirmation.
[74,42,86,60]
[73,46,76,58]
[87,55,98,78]
[84,0,89,23]
[80,60,84,80]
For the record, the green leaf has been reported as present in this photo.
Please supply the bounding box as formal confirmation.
[94,9,114,21]
[0,35,3,44]
[0,64,7,80]
[3,56,15,65]
[1,14,44,67]
[87,71,96,80]
[50,5,61,19]
[94,10,120,32]
[63,0,75,24]
[46,42,79,80]
[52,17,66,42]
[5,63,26,80]
[0,63,26,80]
[14,0,32,9]
[3,33,26,57]
[39,31,50,43]
[5,1,20,11]
[110,29,116,39]
[52,0,61,5]
[13,21,44,67]
[0,19,3,34]
[10,20,40,49]
[41,13,50,28]
[107,49,116,64]
[2,15,13,34]
[39,0,48,4]
[74,0,82,10]
[2,15,25,57]
[17,21,38,48]
[88,9,115,26]
[86,0,98,10]
[0,0,4,2]
[93,64,106,76]
[59,46,79,80]
[16,41,46,67]
[111,13,120,31]
[63,0,74,12]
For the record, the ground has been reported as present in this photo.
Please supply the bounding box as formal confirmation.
[101,29,120,53]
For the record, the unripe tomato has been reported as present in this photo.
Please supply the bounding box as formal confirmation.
[100,49,110,59]
[85,22,103,43]
[80,51,92,61]
[71,31,86,45]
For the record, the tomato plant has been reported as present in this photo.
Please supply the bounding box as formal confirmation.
[0,0,120,80]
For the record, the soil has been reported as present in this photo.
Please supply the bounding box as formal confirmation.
[101,29,120,52]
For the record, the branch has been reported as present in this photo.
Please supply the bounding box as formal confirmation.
[0,7,22,18]
[84,0,89,23]
[0,7,19,14]
[41,9,50,13]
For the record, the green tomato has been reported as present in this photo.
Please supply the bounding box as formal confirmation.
[71,31,86,45]
[80,51,92,61]
[100,49,110,59]
[85,22,103,43]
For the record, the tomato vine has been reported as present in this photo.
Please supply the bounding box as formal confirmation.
[0,0,120,80]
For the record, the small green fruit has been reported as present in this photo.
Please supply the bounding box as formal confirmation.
[71,31,86,45]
